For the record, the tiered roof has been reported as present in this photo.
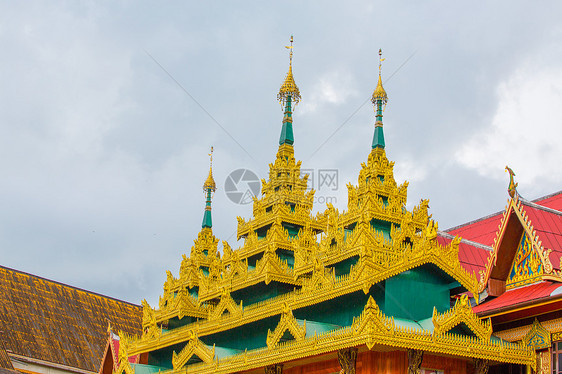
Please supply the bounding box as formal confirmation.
[115,42,535,374]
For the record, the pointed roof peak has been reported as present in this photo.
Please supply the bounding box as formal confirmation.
[277,35,301,107]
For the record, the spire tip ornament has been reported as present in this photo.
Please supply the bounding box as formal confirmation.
[372,49,388,106]
[203,146,216,193]
[202,147,215,229]
[278,35,301,107]
[371,48,387,149]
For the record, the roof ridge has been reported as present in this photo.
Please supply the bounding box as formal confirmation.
[445,190,562,232]
[444,210,504,233]
[0,264,141,308]
[437,231,493,251]
[520,197,562,217]
[533,189,562,203]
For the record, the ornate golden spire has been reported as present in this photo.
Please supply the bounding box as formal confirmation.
[371,49,388,150]
[203,147,216,192]
[371,49,388,105]
[202,147,216,229]
[277,35,301,106]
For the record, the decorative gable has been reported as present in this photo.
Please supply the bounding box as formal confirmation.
[506,231,544,289]
[479,196,562,295]
[523,319,551,350]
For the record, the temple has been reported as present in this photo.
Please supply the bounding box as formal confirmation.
[107,41,540,374]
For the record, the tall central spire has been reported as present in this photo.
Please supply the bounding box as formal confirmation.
[372,49,388,149]
[277,36,301,146]
[201,147,216,229]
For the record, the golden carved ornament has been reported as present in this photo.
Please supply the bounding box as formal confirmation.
[407,349,423,374]
[172,330,215,370]
[337,347,358,374]
[266,302,306,350]
[432,294,492,341]
[537,350,551,374]
[523,318,551,350]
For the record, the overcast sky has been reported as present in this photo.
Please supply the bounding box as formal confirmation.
[1,2,561,305]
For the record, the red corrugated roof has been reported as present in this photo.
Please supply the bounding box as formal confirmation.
[437,235,490,276]
[473,281,562,314]
[446,214,502,247]
[446,191,562,247]
[445,191,562,272]
[520,202,562,270]
[537,190,562,211]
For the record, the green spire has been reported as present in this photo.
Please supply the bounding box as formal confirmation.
[279,96,294,145]
[371,49,388,150]
[201,147,216,229]
[277,36,301,146]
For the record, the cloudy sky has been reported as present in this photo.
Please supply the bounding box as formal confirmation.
[1,2,561,305]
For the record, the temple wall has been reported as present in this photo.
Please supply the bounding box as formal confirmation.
[281,350,471,374]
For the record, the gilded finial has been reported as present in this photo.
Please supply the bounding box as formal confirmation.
[372,49,388,106]
[505,165,518,198]
[203,146,216,192]
[287,35,294,65]
[278,35,301,107]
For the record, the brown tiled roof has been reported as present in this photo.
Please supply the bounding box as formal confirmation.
[0,341,13,370]
[0,369,19,374]
[0,265,142,373]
